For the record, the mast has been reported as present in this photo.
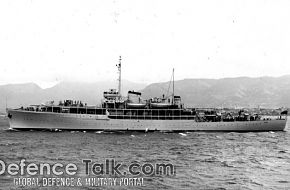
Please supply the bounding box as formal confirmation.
[5,96,7,111]
[172,68,174,104]
[117,56,122,97]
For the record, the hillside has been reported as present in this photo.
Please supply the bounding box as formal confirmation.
[141,75,290,108]
[1,76,290,113]
[0,80,146,113]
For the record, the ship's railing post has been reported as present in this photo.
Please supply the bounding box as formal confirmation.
[157,109,159,120]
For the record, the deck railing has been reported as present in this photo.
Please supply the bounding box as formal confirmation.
[25,106,197,120]
[23,106,285,121]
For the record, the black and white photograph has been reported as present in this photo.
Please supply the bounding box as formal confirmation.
[0,0,290,189]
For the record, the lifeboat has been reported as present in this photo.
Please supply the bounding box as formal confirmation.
[126,102,146,109]
[150,102,171,108]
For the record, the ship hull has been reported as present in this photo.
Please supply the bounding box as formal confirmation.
[7,109,287,132]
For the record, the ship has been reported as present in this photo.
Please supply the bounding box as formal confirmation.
[7,56,288,132]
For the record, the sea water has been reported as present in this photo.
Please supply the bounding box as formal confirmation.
[0,117,290,189]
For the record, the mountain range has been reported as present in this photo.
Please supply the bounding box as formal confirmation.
[141,75,290,108]
[0,80,146,114]
[1,76,290,113]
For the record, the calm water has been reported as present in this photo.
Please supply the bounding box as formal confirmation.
[0,117,290,190]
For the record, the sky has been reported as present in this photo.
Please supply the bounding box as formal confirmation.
[0,0,290,88]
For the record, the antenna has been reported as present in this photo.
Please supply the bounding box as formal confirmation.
[117,56,122,97]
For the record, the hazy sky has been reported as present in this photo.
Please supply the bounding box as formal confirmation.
[0,0,290,88]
